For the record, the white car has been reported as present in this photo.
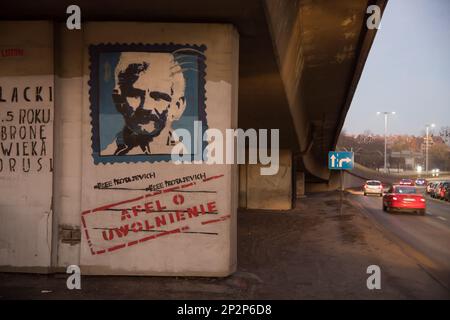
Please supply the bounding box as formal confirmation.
[364,180,383,197]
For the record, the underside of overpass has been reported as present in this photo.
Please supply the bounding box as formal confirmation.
[1,0,387,185]
[1,0,390,276]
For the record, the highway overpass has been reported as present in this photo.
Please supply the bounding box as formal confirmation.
[1,0,388,186]
[0,0,388,275]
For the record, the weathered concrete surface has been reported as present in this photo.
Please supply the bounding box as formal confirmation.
[1,21,240,276]
[265,0,388,182]
[296,171,305,197]
[53,26,84,269]
[76,23,239,276]
[0,0,386,185]
[1,192,448,299]
[0,21,54,271]
[244,150,292,210]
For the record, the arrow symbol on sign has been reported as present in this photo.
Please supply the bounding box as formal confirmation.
[339,157,352,167]
[330,155,336,167]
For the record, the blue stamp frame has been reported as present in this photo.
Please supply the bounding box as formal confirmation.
[89,43,208,164]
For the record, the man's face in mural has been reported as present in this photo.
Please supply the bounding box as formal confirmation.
[112,53,186,155]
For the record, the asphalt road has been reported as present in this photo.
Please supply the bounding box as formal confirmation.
[349,189,450,290]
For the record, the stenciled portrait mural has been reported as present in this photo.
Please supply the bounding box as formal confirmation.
[89,44,207,164]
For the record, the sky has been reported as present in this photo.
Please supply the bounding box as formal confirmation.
[343,0,450,136]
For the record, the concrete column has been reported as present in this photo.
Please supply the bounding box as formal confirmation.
[0,21,54,271]
[239,165,248,208]
[245,149,292,210]
[77,23,239,276]
[53,26,84,268]
[296,171,305,197]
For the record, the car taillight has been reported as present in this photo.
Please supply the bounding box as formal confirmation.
[393,197,398,200]
[420,198,425,202]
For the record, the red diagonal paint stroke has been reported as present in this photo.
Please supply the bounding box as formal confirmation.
[138,228,182,244]
[201,214,231,225]
[81,216,87,228]
[163,186,180,193]
[127,240,139,247]
[83,226,90,240]
[203,174,224,182]
[156,228,182,238]
[87,175,223,213]
[138,234,156,243]
[92,227,190,255]
[108,243,126,252]
[81,215,97,255]
[145,190,163,198]
[81,219,96,255]
[181,182,196,189]
[93,195,145,212]
[82,174,225,255]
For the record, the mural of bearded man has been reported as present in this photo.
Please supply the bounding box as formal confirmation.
[103,52,187,155]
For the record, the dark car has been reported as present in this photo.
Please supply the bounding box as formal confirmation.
[415,178,427,186]
[431,181,443,199]
[445,185,450,202]
[437,181,450,200]
[399,178,414,186]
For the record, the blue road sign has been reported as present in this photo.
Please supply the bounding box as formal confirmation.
[328,151,354,170]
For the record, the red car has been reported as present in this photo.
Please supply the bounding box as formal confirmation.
[382,185,426,215]
[399,178,414,186]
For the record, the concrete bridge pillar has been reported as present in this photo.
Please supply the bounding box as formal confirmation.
[1,21,239,277]
[239,149,293,210]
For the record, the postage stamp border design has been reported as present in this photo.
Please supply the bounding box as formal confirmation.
[88,43,208,165]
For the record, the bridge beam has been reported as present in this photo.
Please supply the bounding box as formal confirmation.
[265,0,387,182]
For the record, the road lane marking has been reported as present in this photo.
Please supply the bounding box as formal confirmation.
[437,216,447,221]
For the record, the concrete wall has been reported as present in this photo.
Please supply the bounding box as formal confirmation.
[78,22,238,276]
[1,21,239,276]
[239,165,247,208]
[241,149,292,210]
[296,171,305,197]
[305,170,341,193]
[343,170,366,190]
[53,26,84,269]
[0,21,54,271]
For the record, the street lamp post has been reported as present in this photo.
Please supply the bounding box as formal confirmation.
[377,111,396,173]
[425,123,435,176]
